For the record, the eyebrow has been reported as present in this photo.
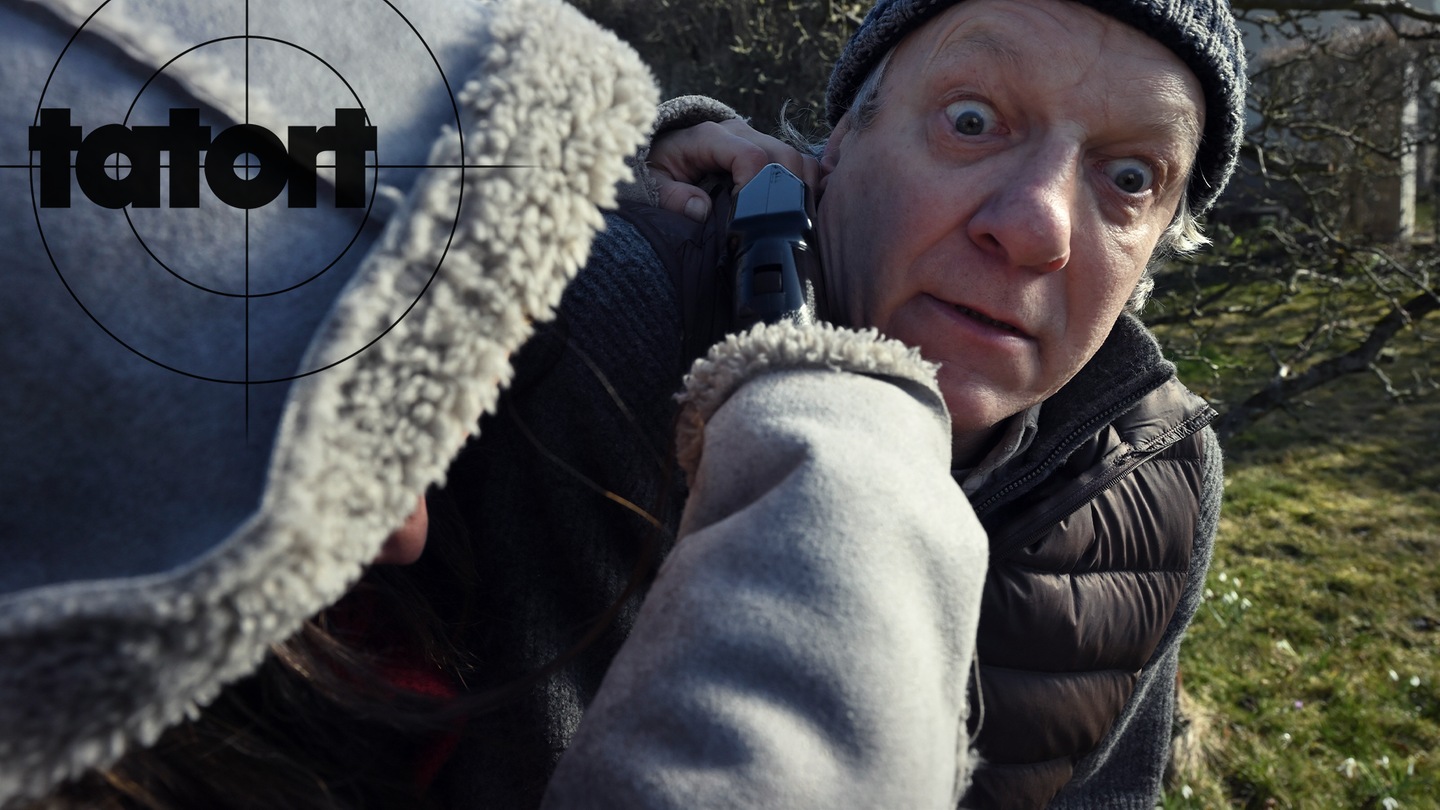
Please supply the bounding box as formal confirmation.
[1150,96,1203,154]
[1107,71,1205,158]
[930,29,1025,70]
[929,25,1205,155]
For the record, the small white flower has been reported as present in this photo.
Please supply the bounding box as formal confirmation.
[1409,759,1416,776]
[1410,676,1421,687]
[1218,572,1228,582]
[1381,797,1400,810]
[1241,598,1253,610]
[1181,785,1194,800]
[1205,588,1214,600]
[1338,757,1358,779]
[1223,590,1240,605]
[1275,639,1297,656]
[1376,755,1390,769]
[1391,669,1401,681]
[1234,577,1243,589]
[1280,732,1292,747]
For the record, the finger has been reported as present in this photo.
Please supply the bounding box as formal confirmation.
[713,119,818,188]
[753,145,822,190]
[797,153,824,189]
[650,121,773,188]
[655,176,711,222]
[718,133,778,188]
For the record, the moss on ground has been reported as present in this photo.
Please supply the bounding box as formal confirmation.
[1152,284,1439,809]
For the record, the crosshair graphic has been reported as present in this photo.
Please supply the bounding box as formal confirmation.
[118,36,381,299]
[3,0,519,430]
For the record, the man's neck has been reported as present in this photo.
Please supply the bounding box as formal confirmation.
[952,404,1044,496]
[952,424,1004,471]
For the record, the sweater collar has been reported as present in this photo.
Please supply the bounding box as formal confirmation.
[968,313,1179,514]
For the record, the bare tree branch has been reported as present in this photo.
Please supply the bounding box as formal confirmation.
[1234,0,1440,25]
[1214,290,1440,439]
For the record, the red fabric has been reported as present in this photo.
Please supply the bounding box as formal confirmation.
[377,654,464,791]
[328,585,467,793]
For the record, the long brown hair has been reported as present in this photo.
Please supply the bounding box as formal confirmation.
[38,499,485,810]
[37,367,676,810]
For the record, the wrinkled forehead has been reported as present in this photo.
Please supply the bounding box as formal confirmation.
[899,0,1205,150]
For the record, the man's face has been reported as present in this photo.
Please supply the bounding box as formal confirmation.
[816,0,1204,461]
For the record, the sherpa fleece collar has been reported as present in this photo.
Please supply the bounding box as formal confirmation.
[0,1,657,805]
[676,322,943,488]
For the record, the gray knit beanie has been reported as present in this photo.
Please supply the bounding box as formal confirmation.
[826,0,1248,215]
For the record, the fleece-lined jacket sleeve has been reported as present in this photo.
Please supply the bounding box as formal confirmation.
[540,323,987,810]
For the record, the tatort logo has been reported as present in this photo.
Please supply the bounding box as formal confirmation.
[5,0,476,398]
[30,107,376,210]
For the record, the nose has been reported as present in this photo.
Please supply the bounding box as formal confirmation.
[966,144,1078,273]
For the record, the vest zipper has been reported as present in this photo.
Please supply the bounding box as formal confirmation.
[972,397,1139,520]
[983,407,1215,558]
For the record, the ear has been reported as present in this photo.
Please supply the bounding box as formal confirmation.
[818,114,855,193]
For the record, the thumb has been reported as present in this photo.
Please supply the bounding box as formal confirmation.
[656,179,711,223]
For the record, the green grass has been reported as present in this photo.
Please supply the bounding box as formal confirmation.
[1149,279,1440,809]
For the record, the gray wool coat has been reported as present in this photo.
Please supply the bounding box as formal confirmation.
[431,215,980,809]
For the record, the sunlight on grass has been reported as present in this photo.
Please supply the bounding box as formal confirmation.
[1167,438,1438,808]
[1151,283,1439,808]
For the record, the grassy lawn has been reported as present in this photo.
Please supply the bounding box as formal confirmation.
[1149,277,1440,808]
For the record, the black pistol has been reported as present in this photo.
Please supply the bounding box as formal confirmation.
[728,163,823,330]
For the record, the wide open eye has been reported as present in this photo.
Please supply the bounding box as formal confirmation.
[1104,158,1154,194]
[945,99,998,137]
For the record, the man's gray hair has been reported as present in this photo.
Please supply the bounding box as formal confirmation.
[788,47,1207,313]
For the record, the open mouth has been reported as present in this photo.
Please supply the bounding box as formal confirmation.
[954,304,1023,335]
